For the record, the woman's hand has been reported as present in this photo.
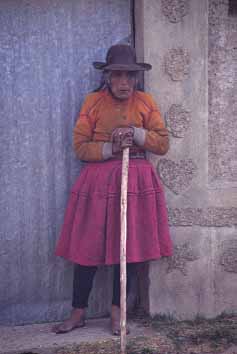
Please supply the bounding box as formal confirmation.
[111,127,134,154]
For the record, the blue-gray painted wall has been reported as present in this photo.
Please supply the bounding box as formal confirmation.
[0,0,131,325]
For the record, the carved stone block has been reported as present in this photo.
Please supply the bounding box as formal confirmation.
[165,104,191,137]
[164,48,190,81]
[158,158,197,194]
[161,0,189,23]
[219,240,237,273]
[167,242,199,275]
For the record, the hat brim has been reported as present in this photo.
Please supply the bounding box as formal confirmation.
[93,62,152,71]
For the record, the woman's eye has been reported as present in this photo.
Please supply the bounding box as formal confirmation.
[113,72,122,78]
[128,73,136,79]
[111,71,136,80]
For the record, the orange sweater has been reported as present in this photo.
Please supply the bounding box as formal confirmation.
[73,89,169,161]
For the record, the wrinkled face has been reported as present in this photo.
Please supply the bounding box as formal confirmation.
[108,70,137,100]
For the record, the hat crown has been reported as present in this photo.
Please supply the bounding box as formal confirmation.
[106,44,136,66]
[93,44,152,71]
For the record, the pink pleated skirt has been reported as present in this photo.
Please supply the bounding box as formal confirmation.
[55,158,173,265]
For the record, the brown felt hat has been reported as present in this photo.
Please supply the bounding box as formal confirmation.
[93,44,152,71]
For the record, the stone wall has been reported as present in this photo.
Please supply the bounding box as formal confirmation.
[135,0,237,319]
[0,0,131,325]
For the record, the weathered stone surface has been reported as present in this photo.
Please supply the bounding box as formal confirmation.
[219,240,237,273]
[168,207,237,227]
[164,47,190,81]
[136,0,237,320]
[158,158,197,194]
[165,104,191,138]
[209,0,228,25]
[149,227,237,320]
[167,242,199,275]
[161,0,190,23]
[209,0,237,184]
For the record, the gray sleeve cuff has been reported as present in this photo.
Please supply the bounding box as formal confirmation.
[133,127,146,146]
[102,142,113,160]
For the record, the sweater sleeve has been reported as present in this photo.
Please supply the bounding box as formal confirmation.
[136,93,169,155]
[73,94,108,161]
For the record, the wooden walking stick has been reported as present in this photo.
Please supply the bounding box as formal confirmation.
[120,147,129,354]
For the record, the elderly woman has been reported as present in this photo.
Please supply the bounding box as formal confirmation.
[54,44,173,335]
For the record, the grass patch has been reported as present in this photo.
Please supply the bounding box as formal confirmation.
[149,313,237,352]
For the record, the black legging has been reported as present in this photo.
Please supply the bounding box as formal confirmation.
[72,264,134,308]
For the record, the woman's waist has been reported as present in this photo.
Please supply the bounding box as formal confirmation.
[111,147,146,160]
[93,135,146,159]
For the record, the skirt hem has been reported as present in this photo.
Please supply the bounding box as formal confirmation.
[55,251,173,266]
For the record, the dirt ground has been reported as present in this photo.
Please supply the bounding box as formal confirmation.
[34,312,237,354]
